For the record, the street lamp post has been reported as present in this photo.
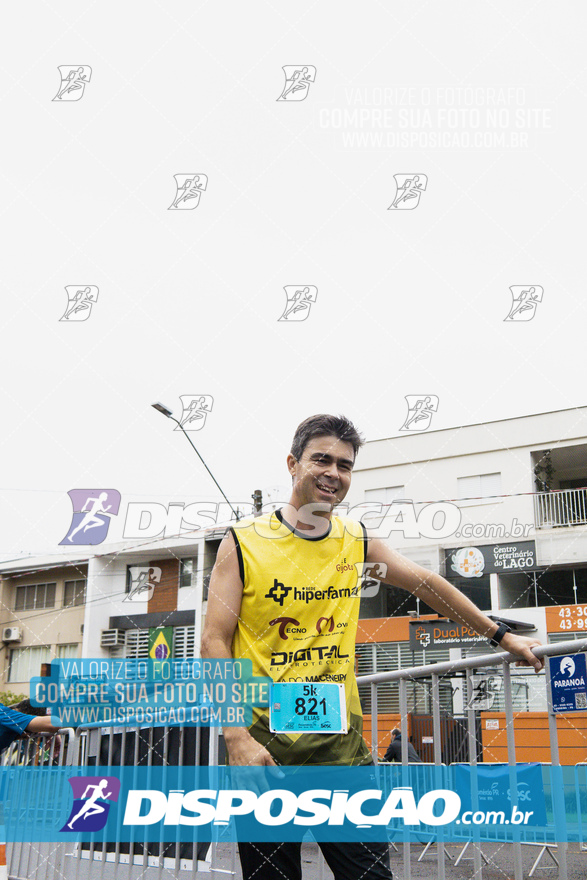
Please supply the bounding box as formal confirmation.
[151,402,240,522]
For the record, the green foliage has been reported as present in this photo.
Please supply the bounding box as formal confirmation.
[0,691,27,707]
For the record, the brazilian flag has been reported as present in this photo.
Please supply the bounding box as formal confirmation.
[149,626,173,660]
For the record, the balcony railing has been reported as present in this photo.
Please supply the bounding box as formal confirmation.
[534,487,587,528]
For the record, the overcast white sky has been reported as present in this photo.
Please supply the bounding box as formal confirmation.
[1,1,585,559]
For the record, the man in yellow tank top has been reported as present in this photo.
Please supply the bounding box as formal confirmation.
[202,414,543,880]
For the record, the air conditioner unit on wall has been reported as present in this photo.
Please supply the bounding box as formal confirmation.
[2,627,22,643]
[100,629,125,648]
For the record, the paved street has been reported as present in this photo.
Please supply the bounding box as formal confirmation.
[213,840,587,879]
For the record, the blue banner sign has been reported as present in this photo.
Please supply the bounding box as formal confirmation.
[0,764,579,843]
[454,763,547,825]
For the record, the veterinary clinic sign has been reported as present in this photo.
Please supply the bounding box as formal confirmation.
[445,542,537,578]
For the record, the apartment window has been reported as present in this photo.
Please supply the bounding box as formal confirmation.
[63,579,86,607]
[384,585,435,618]
[457,473,501,500]
[549,632,586,644]
[445,572,491,610]
[362,487,408,533]
[14,583,56,611]
[9,646,51,683]
[56,644,79,659]
[180,557,197,588]
[173,626,196,658]
[365,486,406,503]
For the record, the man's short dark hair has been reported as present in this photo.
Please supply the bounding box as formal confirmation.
[290,414,364,462]
[391,728,401,738]
[12,699,47,717]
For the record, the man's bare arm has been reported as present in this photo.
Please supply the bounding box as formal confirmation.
[201,532,276,766]
[25,716,60,735]
[366,537,543,671]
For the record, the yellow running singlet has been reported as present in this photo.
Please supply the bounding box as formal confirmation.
[230,509,372,766]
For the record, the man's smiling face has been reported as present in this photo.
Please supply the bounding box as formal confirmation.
[287,435,355,512]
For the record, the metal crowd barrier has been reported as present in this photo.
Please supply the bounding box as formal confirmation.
[355,637,587,880]
[2,727,75,880]
[3,637,587,880]
[575,761,587,852]
[4,724,237,880]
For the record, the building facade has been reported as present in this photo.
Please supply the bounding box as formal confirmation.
[0,559,88,696]
[344,407,587,761]
[0,528,221,697]
[2,409,586,762]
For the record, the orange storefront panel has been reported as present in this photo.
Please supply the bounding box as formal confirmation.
[480,711,587,764]
[546,603,587,634]
[362,711,587,764]
[356,615,439,645]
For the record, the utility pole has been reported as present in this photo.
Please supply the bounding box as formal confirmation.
[252,489,263,516]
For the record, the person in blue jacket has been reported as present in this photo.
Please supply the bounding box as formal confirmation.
[0,701,59,753]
